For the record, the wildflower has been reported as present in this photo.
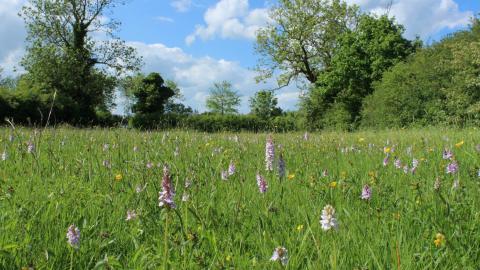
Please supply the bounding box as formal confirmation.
[303,132,309,141]
[322,169,328,177]
[115,174,123,182]
[135,184,146,193]
[329,181,337,188]
[221,170,228,180]
[384,147,391,154]
[256,173,268,193]
[1,151,7,161]
[228,161,236,176]
[454,140,464,148]
[446,161,458,174]
[442,149,453,160]
[394,158,402,169]
[270,246,288,266]
[320,204,338,231]
[412,158,419,168]
[406,146,412,156]
[103,143,109,151]
[126,210,138,221]
[102,160,111,168]
[383,154,390,166]
[434,233,445,247]
[133,146,138,152]
[452,179,460,189]
[265,136,275,171]
[278,154,286,178]
[296,224,304,232]
[288,173,295,180]
[182,193,190,202]
[27,141,35,153]
[146,162,153,169]
[66,224,80,248]
[361,185,372,200]
[358,137,365,142]
[159,165,176,208]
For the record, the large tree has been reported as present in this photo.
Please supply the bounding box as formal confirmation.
[302,14,419,129]
[20,0,142,123]
[255,0,359,88]
[206,81,241,115]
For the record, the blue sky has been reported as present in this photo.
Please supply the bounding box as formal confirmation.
[0,0,478,114]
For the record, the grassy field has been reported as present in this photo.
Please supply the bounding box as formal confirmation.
[0,127,479,269]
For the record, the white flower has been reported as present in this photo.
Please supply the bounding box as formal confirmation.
[1,151,7,161]
[320,204,338,231]
[270,246,288,266]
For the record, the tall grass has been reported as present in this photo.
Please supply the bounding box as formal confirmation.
[0,127,479,269]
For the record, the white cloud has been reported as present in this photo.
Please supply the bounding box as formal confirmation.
[346,0,473,39]
[0,0,26,75]
[125,41,300,113]
[171,0,192,12]
[185,0,270,45]
[155,16,174,23]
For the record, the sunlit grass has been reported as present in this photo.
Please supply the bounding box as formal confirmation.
[0,127,479,269]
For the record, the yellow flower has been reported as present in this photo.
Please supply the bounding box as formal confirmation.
[455,140,464,148]
[329,181,337,188]
[296,224,304,232]
[115,174,123,182]
[226,255,232,262]
[288,174,295,180]
[434,233,445,247]
[384,147,391,154]
[358,137,365,142]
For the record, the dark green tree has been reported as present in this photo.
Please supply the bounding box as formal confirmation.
[249,90,282,119]
[361,18,480,128]
[20,0,142,123]
[130,73,175,115]
[302,14,419,129]
[206,81,241,115]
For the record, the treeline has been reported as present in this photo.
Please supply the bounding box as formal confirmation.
[0,0,479,132]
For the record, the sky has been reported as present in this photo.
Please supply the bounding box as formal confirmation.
[0,0,478,114]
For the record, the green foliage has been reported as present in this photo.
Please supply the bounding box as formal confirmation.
[129,73,175,115]
[361,19,480,128]
[19,0,141,124]
[129,113,301,132]
[303,14,418,129]
[255,0,359,86]
[249,90,282,119]
[206,81,241,115]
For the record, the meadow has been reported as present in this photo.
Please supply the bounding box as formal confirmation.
[0,127,479,269]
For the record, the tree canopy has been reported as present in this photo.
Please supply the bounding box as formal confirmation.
[255,0,359,88]
[206,81,241,115]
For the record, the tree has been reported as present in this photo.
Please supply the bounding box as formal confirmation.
[255,0,359,88]
[361,18,480,128]
[249,90,282,119]
[206,81,241,115]
[128,73,175,115]
[20,0,142,123]
[302,14,419,129]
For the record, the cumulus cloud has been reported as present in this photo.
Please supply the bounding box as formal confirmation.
[0,0,26,75]
[346,0,473,39]
[185,0,270,45]
[125,41,299,113]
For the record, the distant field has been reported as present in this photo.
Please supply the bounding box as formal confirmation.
[0,128,479,269]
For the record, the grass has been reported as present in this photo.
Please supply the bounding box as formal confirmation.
[0,127,479,269]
